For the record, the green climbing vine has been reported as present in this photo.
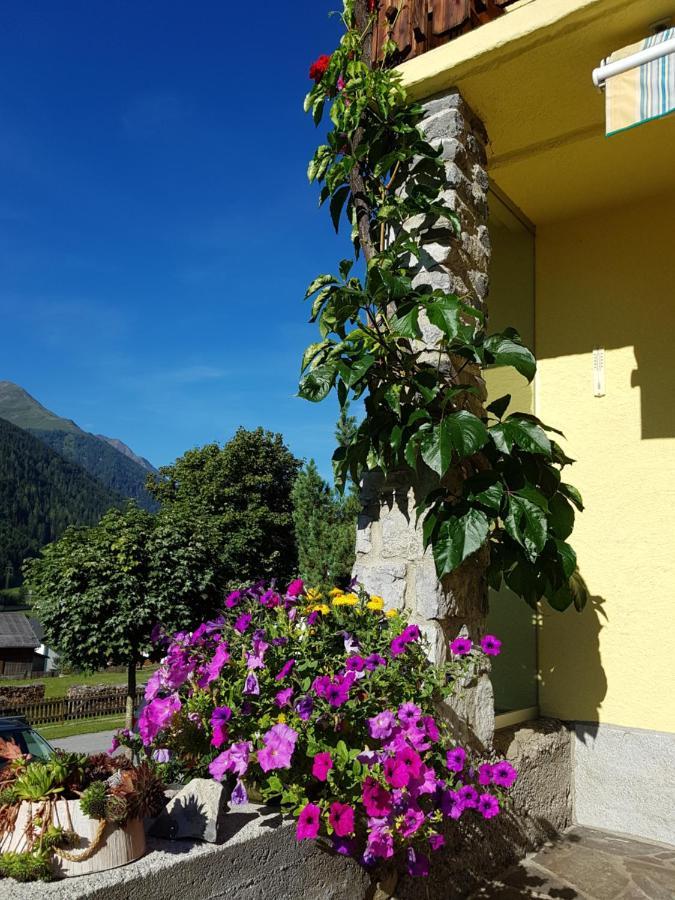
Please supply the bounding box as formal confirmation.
[299,0,587,612]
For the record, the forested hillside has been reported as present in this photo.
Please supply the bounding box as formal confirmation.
[0,382,156,511]
[0,417,122,585]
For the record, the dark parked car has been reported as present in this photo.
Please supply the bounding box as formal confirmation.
[0,716,53,766]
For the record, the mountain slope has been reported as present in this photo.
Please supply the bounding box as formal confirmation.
[0,416,122,583]
[96,435,155,472]
[0,382,156,511]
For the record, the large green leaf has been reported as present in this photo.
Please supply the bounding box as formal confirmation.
[433,508,489,577]
[484,332,536,382]
[390,307,421,339]
[560,482,584,511]
[330,185,350,233]
[549,493,574,539]
[298,364,336,402]
[504,491,548,562]
[305,274,336,299]
[419,423,451,476]
[426,296,461,340]
[490,418,552,456]
[442,411,489,459]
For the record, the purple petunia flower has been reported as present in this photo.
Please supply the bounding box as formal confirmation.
[458,784,479,808]
[362,777,393,818]
[328,802,355,837]
[366,826,394,860]
[477,763,493,786]
[429,834,445,851]
[246,637,269,671]
[138,693,181,745]
[478,793,500,819]
[345,655,366,673]
[398,702,421,727]
[244,672,260,696]
[491,760,518,788]
[234,613,252,634]
[260,590,281,608]
[295,694,314,721]
[368,710,396,740]
[446,746,467,772]
[481,634,502,656]
[440,789,464,820]
[275,687,293,708]
[365,653,387,671]
[230,779,248,805]
[275,659,296,681]
[312,751,333,782]
[257,723,298,772]
[357,749,381,767]
[210,706,233,748]
[423,715,440,743]
[407,847,430,877]
[209,741,251,780]
[450,636,472,656]
[400,806,425,838]
[402,624,421,642]
[306,610,319,626]
[225,590,242,608]
[152,748,171,763]
[390,634,408,656]
[197,641,231,688]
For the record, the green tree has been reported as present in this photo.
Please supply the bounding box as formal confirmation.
[147,427,301,588]
[292,460,359,592]
[24,504,220,728]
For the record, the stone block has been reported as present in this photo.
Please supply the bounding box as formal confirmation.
[352,561,407,610]
[151,778,230,844]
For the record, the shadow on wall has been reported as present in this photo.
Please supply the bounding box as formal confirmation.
[538,595,608,741]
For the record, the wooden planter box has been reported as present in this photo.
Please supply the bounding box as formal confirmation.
[0,799,146,878]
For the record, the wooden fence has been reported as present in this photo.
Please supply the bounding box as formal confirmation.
[0,688,145,727]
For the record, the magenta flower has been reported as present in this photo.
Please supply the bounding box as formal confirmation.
[312,675,330,698]
[477,763,493,786]
[458,784,479,808]
[362,777,393,817]
[429,834,445,851]
[260,589,281,608]
[398,702,421,727]
[197,641,230,687]
[407,847,430,877]
[345,655,366,673]
[274,687,293,708]
[478,793,500,819]
[390,634,408,656]
[408,763,437,797]
[450,636,472,656]
[423,715,440,742]
[312,751,333,782]
[384,758,409,788]
[210,706,232,748]
[398,746,423,781]
[492,760,518,788]
[275,658,296,681]
[296,802,321,841]
[295,694,314,720]
[306,610,319,626]
[234,613,252,634]
[209,741,251,780]
[446,746,467,772]
[440,789,464,820]
[244,672,260,695]
[138,693,181,745]
[400,805,425,837]
[324,672,355,707]
[402,624,421,642]
[481,634,502,656]
[257,723,298,772]
[368,710,396,740]
[286,578,304,597]
[336,74,346,91]
[328,802,354,837]
[225,590,242,608]
[144,669,163,702]
[230,779,248,805]
[365,653,386,671]
[366,826,394,860]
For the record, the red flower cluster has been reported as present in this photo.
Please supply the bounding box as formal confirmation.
[309,54,331,83]
[368,0,378,11]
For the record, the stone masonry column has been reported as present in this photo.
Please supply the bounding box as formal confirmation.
[353,89,494,748]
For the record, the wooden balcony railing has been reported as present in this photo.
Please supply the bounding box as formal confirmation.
[371,0,517,65]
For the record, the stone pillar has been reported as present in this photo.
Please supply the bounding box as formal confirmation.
[353,89,494,748]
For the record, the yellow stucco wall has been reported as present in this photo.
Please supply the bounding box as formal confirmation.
[536,192,675,734]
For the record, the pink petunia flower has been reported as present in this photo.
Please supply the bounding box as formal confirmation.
[138,693,181,745]
[296,803,321,840]
[478,793,500,819]
[481,634,502,656]
[450,636,472,656]
[257,723,298,772]
[368,710,396,740]
[491,760,518,788]
[362,777,393,817]
[477,763,493,786]
[328,802,354,837]
[446,746,467,772]
[210,706,232,748]
[312,751,333,782]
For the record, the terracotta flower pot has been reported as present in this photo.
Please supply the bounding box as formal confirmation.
[0,799,146,878]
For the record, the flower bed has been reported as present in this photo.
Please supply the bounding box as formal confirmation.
[118,580,516,880]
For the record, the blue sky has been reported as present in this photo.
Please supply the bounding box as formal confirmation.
[0,1,348,477]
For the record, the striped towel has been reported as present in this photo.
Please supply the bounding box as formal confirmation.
[606,27,675,136]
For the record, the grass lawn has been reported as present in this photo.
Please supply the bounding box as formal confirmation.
[1,666,158,699]
[40,715,125,741]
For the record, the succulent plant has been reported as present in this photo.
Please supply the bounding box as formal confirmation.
[79,780,108,820]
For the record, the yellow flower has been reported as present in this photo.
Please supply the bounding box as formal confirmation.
[306,588,323,602]
[333,593,359,607]
[277,713,287,724]
[366,595,385,611]
[309,603,330,615]
[385,609,399,619]
[329,587,344,598]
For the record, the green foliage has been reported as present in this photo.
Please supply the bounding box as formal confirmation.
[80,780,108,820]
[147,427,301,587]
[0,417,121,587]
[0,849,53,882]
[299,2,587,612]
[12,762,64,802]
[291,461,359,592]
[24,504,221,711]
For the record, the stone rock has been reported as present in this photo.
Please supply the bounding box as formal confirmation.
[151,778,231,844]
[352,561,407,610]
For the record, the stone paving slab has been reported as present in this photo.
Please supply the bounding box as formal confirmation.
[470,825,675,899]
